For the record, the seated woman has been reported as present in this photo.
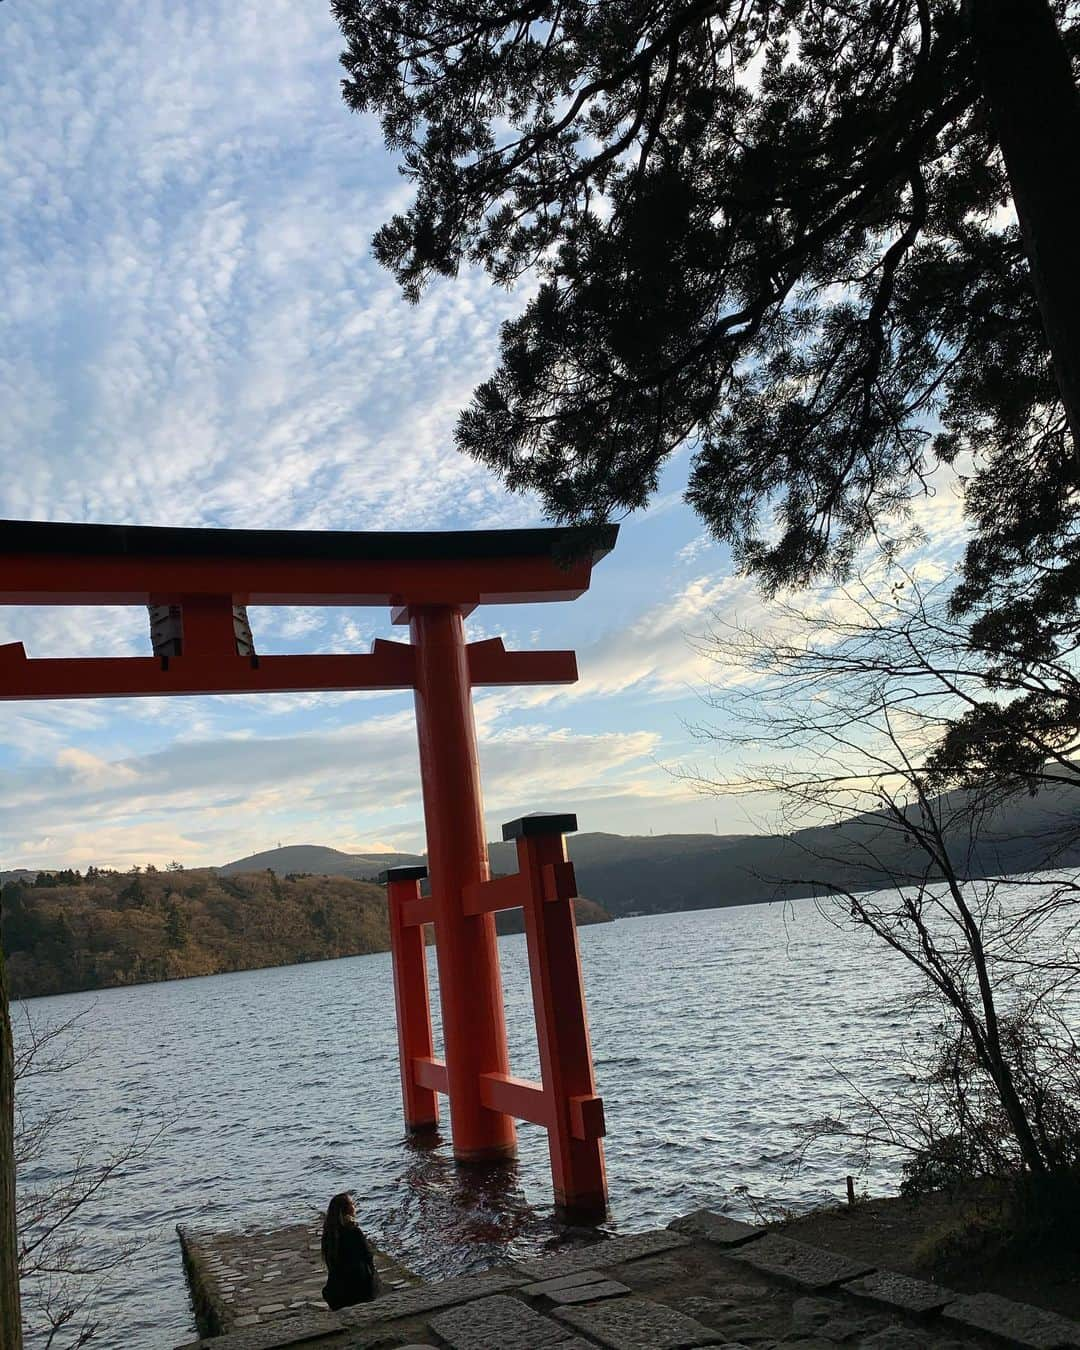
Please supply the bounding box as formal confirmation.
[320,1192,379,1310]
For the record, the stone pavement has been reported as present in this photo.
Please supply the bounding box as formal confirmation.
[178,1219,419,1336]
[174,1212,1080,1350]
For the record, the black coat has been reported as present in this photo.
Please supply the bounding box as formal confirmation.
[322,1225,378,1310]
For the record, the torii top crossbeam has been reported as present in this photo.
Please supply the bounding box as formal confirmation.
[0,519,617,607]
[0,520,618,699]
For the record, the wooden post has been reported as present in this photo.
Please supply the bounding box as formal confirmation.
[507,814,608,1218]
[381,866,439,1132]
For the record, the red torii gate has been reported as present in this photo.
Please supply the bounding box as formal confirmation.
[0,519,614,1216]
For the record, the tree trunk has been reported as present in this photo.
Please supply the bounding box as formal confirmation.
[0,944,22,1350]
[943,870,1050,1175]
[969,0,1080,458]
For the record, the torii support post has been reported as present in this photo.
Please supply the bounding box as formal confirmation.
[383,812,607,1219]
[380,865,439,1132]
[508,814,607,1217]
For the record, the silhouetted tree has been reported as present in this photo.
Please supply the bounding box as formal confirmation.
[115,879,145,912]
[336,0,1080,778]
[698,576,1080,1196]
[1,887,38,955]
[1,938,22,1350]
[12,1009,161,1348]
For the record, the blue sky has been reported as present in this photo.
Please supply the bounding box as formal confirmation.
[0,1,971,869]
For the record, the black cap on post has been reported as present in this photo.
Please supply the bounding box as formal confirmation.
[501,813,578,841]
[378,865,428,884]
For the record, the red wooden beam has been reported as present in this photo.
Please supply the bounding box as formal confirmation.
[0,636,581,701]
[0,553,598,608]
[398,896,434,928]
[0,640,417,700]
[506,814,608,1216]
[410,606,517,1162]
[384,869,439,1131]
[569,1093,607,1141]
[541,860,578,903]
[479,1072,552,1127]
[461,873,529,916]
[179,595,238,657]
[466,638,577,686]
[0,521,617,607]
[413,1057,449,1095]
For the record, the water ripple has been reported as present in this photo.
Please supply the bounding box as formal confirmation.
[14,898,939,1348]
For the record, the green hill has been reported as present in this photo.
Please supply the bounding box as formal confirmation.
[539,784,1080,917]
[1,867,612,1000]
[1,868,394,1000]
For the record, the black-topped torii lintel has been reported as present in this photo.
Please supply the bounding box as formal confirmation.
[0,518,617,698]
[0,518,617,607]
[0,518,617,562]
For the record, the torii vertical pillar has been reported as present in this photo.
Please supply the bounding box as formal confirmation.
[384,865,440,1132]
[409,605,517,1161]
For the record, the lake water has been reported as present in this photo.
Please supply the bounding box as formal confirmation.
[13,898,932,1348]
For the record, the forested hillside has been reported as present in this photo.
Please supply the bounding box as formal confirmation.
[1,868,393,999]
[0,867,612,1000]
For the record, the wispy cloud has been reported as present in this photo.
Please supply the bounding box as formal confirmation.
[0,708,675,867]
[1,0,531,536]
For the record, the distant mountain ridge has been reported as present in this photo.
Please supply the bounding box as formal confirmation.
[9,783,1079,923]
[216,844,420,878]
[214,782,1080,918]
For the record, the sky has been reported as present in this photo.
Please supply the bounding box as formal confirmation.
[0,1,973,870]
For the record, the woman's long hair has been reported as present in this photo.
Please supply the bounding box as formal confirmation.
[321,1191,355,1269]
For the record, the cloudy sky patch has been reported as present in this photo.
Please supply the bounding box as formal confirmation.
[0,1,968,867]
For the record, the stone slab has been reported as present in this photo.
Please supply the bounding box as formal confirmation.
[515,1229,690,1279]
[340,1332,426,1350]
[789,1295,886,1343]
[611,1256,691,1286]
[943,1292,1080,1349]
[174,1309,342,1350]
[728,1234,874,1290]
[680,1296,740,1320]
[843,1269,954,1315]
[858,1331,971,1350]
[546,1279,630,1305]
[668,1210,763,1248]
[428,1293,573,1349]
[556,1296,725,1348]
[522,1269,610,1297]
[337,1268,526,1329]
